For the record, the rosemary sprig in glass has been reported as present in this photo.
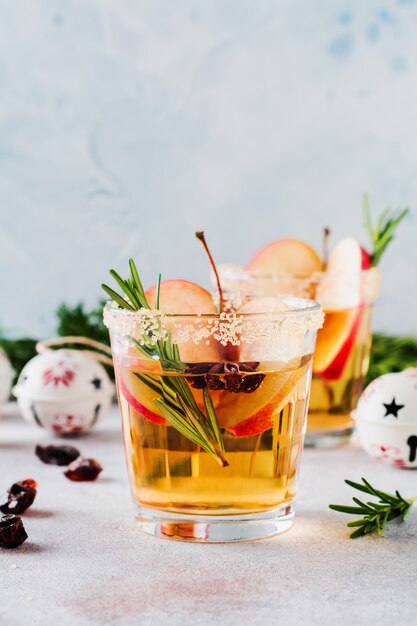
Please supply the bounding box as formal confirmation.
[329,477,417,538]
[102,260,228,467]
[363,195,409,266]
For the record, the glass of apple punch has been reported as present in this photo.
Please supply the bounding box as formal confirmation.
[219,205,408,448]
[103,262,323,542]
[219,258,380,448]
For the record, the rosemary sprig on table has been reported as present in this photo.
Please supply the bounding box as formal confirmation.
[102,259,228,467]
[329,477,417,538]
[363,196,409,266]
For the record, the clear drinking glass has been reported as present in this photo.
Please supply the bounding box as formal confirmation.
[104,296,323,542]
[218,268,381,447]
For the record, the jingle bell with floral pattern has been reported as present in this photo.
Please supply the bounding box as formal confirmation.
[13,349,113,435]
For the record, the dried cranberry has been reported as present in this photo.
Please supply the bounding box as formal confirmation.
[64,458,102,482]
[35,444,80,466]
[0,515,28,549]
[0,479,37,514]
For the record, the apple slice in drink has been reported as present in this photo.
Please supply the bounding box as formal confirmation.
[216,361,309,436]
[247,239,322,274]
[146,279,217,315]
[312,308,363,380]
[314,238,370,380]
[145,279,220,363]
[115,365,168,425]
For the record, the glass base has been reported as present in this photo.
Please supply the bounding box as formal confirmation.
[304,427,353,448]
[135,504,294,542]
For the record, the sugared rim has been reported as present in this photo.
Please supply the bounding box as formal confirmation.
[103,295,322,319]
[103,296,324,346]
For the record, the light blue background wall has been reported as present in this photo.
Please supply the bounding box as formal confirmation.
[0,0,416,338]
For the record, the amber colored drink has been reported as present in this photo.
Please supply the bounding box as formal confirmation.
[105,296,322,542]
[118,358,312,520]
[308,304,373,442]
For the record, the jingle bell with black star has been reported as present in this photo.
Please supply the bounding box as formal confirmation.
[13,349,113,435]
[352,368,417,468]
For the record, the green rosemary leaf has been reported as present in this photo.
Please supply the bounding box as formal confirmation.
[172,343,179,360]
[375,208,390,237]
[329,504,371,515]
[155,274,162,310]
[344,479,373,495]
[128,259,149,306]
[363,195,373,239]
[157,377,182,406]
[153,397,227,467]
[352,497,374,511]
[203,387,224,451]
[128,338,156,360]
[170,375,200,411]
[177,396,212,442]
[395,490,410,506]
[365,501,389,511]
[359,477,398,504]
[346,520,368,528]
[134,372,164,396]
[109,270,139,307]
[102,284,135,310]
[154,398,206,447]
[350,527,366,539]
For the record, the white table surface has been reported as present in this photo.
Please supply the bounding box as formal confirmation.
[1,402,416,626]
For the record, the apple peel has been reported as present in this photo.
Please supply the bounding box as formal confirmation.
[116,368,168,426]
[222,365,307,437]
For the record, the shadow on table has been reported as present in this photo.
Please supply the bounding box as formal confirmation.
[71,429,121,445]
[19,542,45,554]
[0,441,38,452]
[25,508,55,519]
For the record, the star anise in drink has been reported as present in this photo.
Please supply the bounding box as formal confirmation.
[186,362,265,394]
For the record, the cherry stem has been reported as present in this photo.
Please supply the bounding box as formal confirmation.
[196,231,225,313]
[322,227,331,270]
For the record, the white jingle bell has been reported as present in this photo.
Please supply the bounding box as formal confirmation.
[353,368,417,468]
[13,349,113,435]
[0,348,14,409]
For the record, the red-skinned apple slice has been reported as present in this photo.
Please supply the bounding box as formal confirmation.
[115,366,168,425]
[361,247,372,270]
[146,279,217,315]
[314,238,369,379]
[145,279,220,362]
[216,363,307,436]
[247,239,322,274]
[312,307,363,379]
